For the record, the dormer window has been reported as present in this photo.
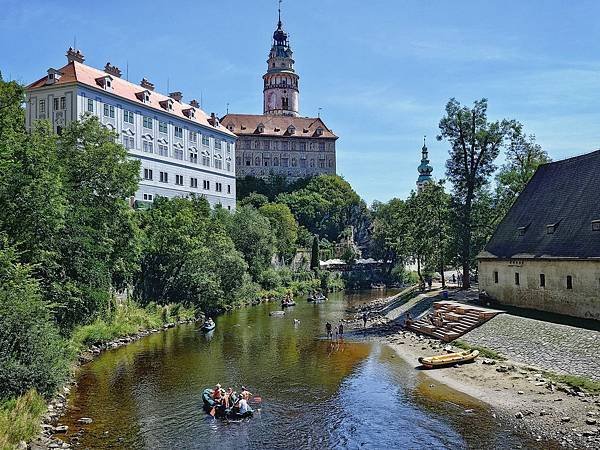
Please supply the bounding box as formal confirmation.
[136,90,151,104]
[183,108,196,119]
[546,223,557,234]
[287,125,296,135]
[46,68,63,85]
[95,75,113,90]
[160,98,174,111]
[257,123,265,133]
[517,223,530,236]
[315,127,324,136]
[592,220,600,231]
[227,123,235,132]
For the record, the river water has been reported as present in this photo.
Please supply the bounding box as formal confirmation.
[61,291,546,449]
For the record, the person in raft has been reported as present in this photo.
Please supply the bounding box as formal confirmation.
[212,384,224,405]
[325,321,332,339]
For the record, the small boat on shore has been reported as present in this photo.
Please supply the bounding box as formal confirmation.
[418,350,479,369]
[201,388,253,420]
[307,294,327,303]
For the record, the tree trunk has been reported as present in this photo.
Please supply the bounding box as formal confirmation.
[461,190,474,290]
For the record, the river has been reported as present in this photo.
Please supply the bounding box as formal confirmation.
[60,290,546,449]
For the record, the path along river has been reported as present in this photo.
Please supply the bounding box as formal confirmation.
[60,291,547,449]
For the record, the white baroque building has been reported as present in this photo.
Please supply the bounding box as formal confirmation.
[25,48,237,209]
[222,8,338,180]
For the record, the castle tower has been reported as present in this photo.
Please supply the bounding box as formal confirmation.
[263,3,299,117]
[417,136,433,191]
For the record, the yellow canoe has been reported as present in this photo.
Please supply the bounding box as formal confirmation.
[418,350,479,369]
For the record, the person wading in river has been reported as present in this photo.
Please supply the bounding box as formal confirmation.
[338,322,344,342]
[325,321,332,339]
[362,312,368,328]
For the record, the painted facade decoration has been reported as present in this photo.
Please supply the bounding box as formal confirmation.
[478,150,600,320]
[25,48,237,209]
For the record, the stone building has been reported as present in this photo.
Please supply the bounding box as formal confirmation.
[416,137,433,191]
[221,8,337,180]
[25,48,237,209]
[478,150,600,320]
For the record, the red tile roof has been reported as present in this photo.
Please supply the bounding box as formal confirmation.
[220,113,337,139]
[27,61,235,137]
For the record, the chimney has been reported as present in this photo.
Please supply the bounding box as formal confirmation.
[104,62,122,78]
[66,47,85,64]
[209,112,219,127]
[190,99,200,108]
[169,91,183,102]
[140,78,155,91]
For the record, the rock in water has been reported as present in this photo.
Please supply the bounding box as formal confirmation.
[78,417,93,424]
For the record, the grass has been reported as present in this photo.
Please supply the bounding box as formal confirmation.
[543,372,600,394]
[453,340,507,361]
[70,301,196,351]
[0,390,46,450]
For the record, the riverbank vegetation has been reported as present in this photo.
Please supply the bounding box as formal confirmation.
[0,76,356,447]
[0,74,555,447]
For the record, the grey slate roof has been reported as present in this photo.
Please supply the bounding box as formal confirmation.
[482,150,600,259]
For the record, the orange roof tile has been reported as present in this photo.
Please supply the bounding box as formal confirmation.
[27,61,235,137]
[220,113,337,139]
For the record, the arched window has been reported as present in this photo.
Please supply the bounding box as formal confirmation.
[310,159,315,167]
[274,157,279,166]
[255,157,260,166]
[291,158,297,167]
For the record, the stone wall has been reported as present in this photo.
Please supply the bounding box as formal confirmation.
[478,259,600,320]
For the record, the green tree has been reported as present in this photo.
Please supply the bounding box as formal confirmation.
[493,123,550,226]
[277,174,369,242]
[258,202,299,261]
[52,116,141,328]
[438,98,512,288]
[370,198,410,277]
[227,206,275,280]
[240,192,269,209]
[0,238,71,399]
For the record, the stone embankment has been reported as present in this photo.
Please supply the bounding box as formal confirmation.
[462,314,600,380]
[28,318,198,450]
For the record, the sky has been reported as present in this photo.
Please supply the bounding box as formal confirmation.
[2,0,600,204]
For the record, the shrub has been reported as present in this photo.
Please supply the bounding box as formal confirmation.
[258,268,281,290]
[0,242,72,400]
[0,390,47,449]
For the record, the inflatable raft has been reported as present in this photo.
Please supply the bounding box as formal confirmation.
[201,388,253,419]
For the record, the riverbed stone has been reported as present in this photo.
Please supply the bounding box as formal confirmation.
[586,417,597,425]
[77,417,93,424]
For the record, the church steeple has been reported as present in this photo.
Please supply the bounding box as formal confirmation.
[417,136,434,191]
[263,1,300,116]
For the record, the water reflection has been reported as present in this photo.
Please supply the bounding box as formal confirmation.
[61,291,546,449]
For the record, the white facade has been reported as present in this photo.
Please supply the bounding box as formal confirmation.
[25,56,236,210]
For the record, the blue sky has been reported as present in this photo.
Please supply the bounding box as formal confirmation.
[2,0,600,204]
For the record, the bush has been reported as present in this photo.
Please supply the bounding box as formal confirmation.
[0,242,72,400]
[258,268,281,290]
[0,390,47,449]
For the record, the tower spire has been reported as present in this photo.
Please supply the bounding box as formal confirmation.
[278,0,282,27]
[417,135,433,191]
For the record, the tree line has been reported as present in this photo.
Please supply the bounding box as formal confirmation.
[371,98,550,288]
